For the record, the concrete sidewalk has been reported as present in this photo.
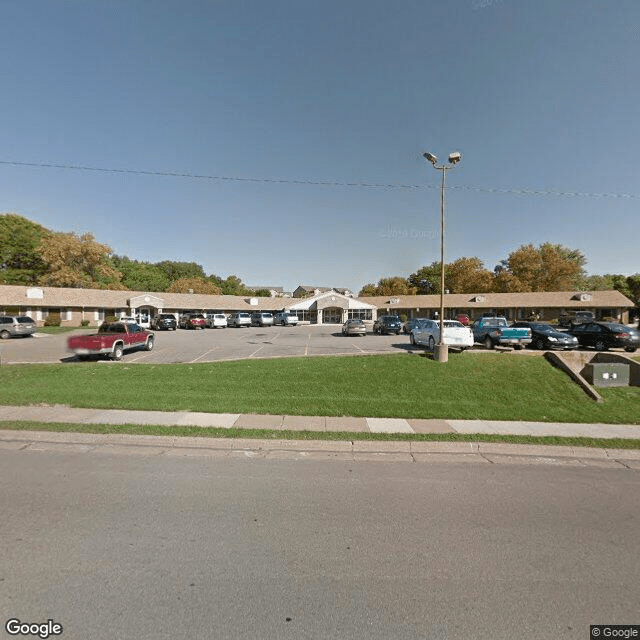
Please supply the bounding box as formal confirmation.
[1,404,640,440]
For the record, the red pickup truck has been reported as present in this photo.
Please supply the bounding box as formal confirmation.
[68,322,155,361]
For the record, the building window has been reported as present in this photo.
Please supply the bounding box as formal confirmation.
[348,309,372,320]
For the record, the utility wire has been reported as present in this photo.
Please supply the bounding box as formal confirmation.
[0,159,637,200]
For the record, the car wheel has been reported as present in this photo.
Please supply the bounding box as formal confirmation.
[145,336,154,351]
[428,336,435,351]
[625,347,637,353]
[0,330,10,339]
[484,336,494,350]
[534,338,545,350]
[395,331,400,335]
[594,340,608,351]
[111,344,124,361]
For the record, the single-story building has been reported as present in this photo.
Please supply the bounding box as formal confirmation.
[362,290,634,324]
[0,285,634,328]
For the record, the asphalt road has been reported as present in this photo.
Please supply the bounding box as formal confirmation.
[1,449,638,640]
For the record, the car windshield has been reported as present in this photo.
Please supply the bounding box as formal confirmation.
[443,321,464,328]
[529,323,553,332]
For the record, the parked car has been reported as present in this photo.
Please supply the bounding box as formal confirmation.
[471,317,532,349]
[179,313,206,329]
[511,322,579,350]
[274,312,299,326]
[67,322,154,361]
[558,311,595,328]
[0,315,37,339]
[205,313,228,329]
[403,318,428,334]
[342,319,367,336]
[373,315,402,335]
[228,312,252,328]
[251,312,274,327]
[412,319,474,351]
[151,313,177,331]
[566,322,640,352]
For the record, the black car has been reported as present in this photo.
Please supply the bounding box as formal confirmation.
[151,313,177,331]
[511,322,579,351]
[567,322,640,352]
[373,315,402,335]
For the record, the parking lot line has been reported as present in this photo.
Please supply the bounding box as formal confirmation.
[189,347,220,363]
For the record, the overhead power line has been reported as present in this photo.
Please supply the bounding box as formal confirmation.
[0,159,637,200]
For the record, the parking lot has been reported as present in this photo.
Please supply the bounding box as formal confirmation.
[0,325,430,365]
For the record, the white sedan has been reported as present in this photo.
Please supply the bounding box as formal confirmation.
[411,319,474,351]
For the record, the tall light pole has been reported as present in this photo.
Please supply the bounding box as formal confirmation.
[421,150,462,363]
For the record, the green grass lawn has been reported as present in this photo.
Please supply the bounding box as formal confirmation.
[2,353,639,424]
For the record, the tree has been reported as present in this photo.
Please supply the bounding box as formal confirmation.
[36,231,123,289]
[0,214,49,284]
[358,277,417,297]
[447,257,494,294]
[155,260,206,283]
[166,277,222,295]
[497,243,586,292]
[112,256,171,292]
[408,262,445,294]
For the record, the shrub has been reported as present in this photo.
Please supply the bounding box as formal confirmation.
[44,313,61,327]
[80,319,90,327]
[400,314,408,323]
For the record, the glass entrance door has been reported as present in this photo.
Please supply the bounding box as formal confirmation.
[322,307,343,324]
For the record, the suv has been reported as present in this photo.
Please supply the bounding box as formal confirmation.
[0,316,37,339]
[179,313,206,329]
[151,314,177,331]
[205,313,228,329]
[228,312,252,328]
[373,315,402,335]
[251,312,274,327]
[274,312,298,326]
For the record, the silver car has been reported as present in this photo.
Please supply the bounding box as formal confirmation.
[0,316,37,339]
[274,312,299,326]
[228,312,252,328]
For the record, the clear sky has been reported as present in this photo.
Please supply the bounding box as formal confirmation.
[1,0,638,294]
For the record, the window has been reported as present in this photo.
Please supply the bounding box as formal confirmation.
[348,309,372,320]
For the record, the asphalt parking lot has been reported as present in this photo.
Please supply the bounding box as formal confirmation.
[0,325,429,365]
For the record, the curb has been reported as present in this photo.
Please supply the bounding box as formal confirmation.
[1,430,639,469]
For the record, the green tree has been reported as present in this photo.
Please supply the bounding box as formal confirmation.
[408,262,447,294]
[155,261,206,283]
[112,256,171,292]
[0,213,50,284]
[36,231,123,289]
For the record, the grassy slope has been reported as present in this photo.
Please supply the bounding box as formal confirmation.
[1,354,639,423]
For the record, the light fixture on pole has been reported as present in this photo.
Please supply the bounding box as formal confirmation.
[421,150,462,363]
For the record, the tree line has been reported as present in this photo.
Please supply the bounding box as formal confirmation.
[359,244,640,306]
[1,213,638,305]
[0,214,270,296]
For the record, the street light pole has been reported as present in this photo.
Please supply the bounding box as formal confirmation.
[421,151,462,363]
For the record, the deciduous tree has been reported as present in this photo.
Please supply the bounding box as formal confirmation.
[0,214,49,284]
[166,277,222,295]
[36,231,123,289]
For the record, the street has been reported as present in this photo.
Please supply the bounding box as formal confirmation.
[1,448,638,639]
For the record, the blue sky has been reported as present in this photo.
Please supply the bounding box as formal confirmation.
[1,0,638,294]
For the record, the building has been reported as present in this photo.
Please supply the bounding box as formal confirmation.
[0,284,634,328]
